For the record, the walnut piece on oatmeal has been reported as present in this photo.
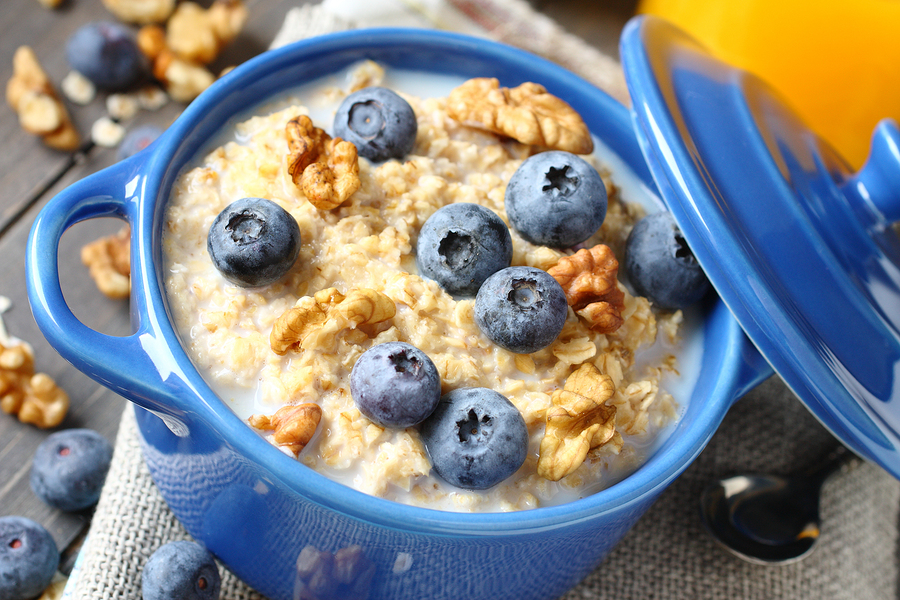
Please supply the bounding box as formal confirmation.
[81,226,131,300]
[286,115,361,210]
[446,77,593,154]
[249,403,322,455]
[537,362,617,481]
[548,244,625,334]
[0,301,68,429]
[6,46,80,151]
[270,288,396,356]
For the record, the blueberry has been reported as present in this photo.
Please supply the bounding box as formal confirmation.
[624,211,711,310]
[333,87,417,162]
[118,124,163,161]
[350,342,441,428]
[207,197,301,287]
[30,428,113,512]
[142,541,221,600]
[66,21,147,91]
[474,266,568,354]
[416,203,513,297]
[505,151,607,248]
[0,516,59,600]
[419,387,528,490]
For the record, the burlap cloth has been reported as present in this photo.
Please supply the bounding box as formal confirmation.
[72,1,900,598]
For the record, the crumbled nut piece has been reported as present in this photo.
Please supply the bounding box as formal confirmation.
[446,77,592,154]
[137,25,167,61]
[136,85,169,111]
[249,403,322,455]
[61,71,96,105]
[38,572,67,600]
[6,47,80,151]
[548,244,625,334]
[0,298,69,429]
[81,226,131,299]
[155,50,216,103]
[91,116,126,148]
[101,0,175,24]
[106,93,140,121]
[167,0,248,65]
[286,115,361,210]
[271,287,395,355]
[537,363,616,481]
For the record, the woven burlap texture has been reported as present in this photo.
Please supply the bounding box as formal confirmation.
[74,1,900,598]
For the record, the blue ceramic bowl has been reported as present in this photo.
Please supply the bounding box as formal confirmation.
[26,29,770,600]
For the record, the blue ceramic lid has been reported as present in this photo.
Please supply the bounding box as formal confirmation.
[620,15,900,478]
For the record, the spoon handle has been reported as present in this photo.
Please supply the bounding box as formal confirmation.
[803,444,858,487]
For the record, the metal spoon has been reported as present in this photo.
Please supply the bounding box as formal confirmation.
[699,444,858,564]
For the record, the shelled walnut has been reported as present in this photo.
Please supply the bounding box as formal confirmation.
[286,115,360,210]
[166,0,248,65]
[6,46,79,151]
[137,25,216,103]
[249,403,322,455]
[102,0,175,24]
[548,244,625,334]
[81,226,131,299]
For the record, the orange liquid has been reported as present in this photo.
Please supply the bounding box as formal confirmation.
[637,0,900,168]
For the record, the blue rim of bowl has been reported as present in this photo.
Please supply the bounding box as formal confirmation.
[136,28,750,534]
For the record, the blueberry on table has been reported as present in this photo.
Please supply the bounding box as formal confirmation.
[420,387,528,490]
[505,151,607,248]
[207,198,301,288]
[66,21,147,91]
[624,211,711,310]
[333,87,417,162]
[416,203,513,297]
[474,266,568,354]
[30,428,113,512]
[350,342,441,428]
[142,540,221,600]
[0,516,59,600]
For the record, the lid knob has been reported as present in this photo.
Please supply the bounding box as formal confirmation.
[846,119,900,224]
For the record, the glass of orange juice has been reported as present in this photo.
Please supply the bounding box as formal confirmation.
[636,0,900,168]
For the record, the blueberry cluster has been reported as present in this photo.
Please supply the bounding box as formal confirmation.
[207,197,302,288]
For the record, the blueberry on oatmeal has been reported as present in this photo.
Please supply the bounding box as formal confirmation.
[416,203,513,297]
[474,266,568,354]
[420,387,528,490]
[30,428,113,512]
[0,516,59,600]
[505,151,607,248]
[333,87,417,162]
[142,541,221,600]
[207,197,301,288]
[66,21,147,91]
[350,342,441,428]
[624,211,710,310]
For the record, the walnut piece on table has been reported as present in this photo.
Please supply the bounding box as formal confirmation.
[138,25,216,103]
[102,0,175,24]
[270,288,396,355]
[446,77,593,154]
[249,403,322,455]
[81,226,131,300]
[6,46,80,151]
[0,299,69,429]
[286,115,361,210]
[537,362,617,481]
[166,0,248,65]
[548,244,625,334]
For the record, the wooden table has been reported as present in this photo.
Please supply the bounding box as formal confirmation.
[0,0,637,578]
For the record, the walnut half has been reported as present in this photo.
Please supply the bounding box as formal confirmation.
[537,363,616,481]
[446,77,592,154]
[286,115,360,210]
[547,244,625,334]
[249,403,322,455]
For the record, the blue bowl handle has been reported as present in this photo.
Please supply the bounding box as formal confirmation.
[26,157,197,427]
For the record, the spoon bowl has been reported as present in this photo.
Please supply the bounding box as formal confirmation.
[699,445,857,564]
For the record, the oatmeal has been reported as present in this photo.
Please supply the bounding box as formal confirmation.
[162,66,685,512]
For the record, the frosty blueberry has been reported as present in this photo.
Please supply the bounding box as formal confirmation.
[419,387,528,490]
[505,151,607,248]
[0,516,59,600]
[333,87,417,161]
[416,203,513,297]
[474,266,568,354]
[350,342,441,428]
[66,21,147,91]
[30,428,113,512]
[142,540,221,600]
[624,211,710,310]
[207,197,301,288]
